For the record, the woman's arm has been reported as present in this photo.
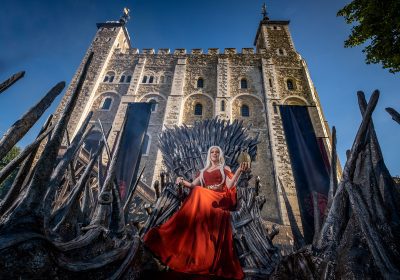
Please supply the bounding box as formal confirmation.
[226,162,250,189]
[176,176,201,189]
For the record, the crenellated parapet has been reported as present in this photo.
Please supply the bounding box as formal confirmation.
[114,48,264,56]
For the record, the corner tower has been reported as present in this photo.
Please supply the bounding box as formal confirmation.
[256,5,333,243]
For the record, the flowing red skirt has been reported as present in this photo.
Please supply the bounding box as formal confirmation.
[143,185,244,279]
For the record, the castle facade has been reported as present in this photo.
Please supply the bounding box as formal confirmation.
[55,9,333,240]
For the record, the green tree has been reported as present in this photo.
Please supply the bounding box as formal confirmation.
[337,0,400,73]
[0,146,21,198]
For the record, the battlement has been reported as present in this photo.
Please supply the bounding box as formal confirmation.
[120,47,261,56]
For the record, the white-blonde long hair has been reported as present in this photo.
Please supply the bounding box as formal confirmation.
[199,146,225,186]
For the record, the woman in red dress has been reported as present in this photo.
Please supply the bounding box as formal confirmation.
[143,146,249,279]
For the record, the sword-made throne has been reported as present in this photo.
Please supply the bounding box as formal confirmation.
[140,118,281,278]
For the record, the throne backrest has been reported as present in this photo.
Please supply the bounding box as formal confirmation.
[158,118,259,181]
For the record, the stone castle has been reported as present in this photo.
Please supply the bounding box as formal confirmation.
[54,7,333,240]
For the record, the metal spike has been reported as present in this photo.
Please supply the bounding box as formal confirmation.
[0,82,64,160]
[0,71,25,94]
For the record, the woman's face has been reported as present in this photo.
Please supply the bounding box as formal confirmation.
[210,147,220,163]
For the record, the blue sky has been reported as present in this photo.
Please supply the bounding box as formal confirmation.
[0,0,399,175]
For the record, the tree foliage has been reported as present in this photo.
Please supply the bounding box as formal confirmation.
[0,146,21,198]
[337,0,400,73]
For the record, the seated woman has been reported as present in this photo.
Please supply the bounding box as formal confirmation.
[143,146,249,279]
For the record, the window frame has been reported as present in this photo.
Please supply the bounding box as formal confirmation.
[149,98,158,113]
[100,97,113,111]
[241,104,250,117]
[194,103,203,116]
[197,78,204,89]
[240,78,248,89]
[286,79,295,91]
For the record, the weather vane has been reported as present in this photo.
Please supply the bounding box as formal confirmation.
[261,3,268,19]
[119,7,131,24]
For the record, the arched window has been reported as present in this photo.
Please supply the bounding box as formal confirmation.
[160,76,165,83]
[269,78,273,88]
[149,76,154,83]
[141,134,150,155]
[166,76,172,83]
[240,78,248,89]
[142,76,148,83]
[197,78,204,88]
[101,97,112,110]
[287,79,294,90]
[119,75,125,83]
[194,103,203,115]
[103,72,115,83]
[149,99,157,112]
[126,75,132,83]
[221,100,225,111]
[241,104,250,117]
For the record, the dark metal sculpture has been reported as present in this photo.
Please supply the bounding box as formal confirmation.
[0,53,142,279]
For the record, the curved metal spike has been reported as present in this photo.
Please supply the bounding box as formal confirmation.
[385,107,400,124]
[0,81,64,160]
[0,71,25,94]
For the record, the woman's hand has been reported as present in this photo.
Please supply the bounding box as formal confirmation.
[175,177,184,185]
[239,162,250,173]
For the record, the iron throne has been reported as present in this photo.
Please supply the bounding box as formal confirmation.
[140,118,281,278]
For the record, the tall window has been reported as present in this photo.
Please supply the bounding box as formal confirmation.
[197,78,204,88]
[269,78,273,88]
[142,76,148,83]
[160,76,165,83]
[103,72,115,83]
[101,97,112,110]
[149,99,157,112]
[141,134,150,155]
[240,78,248,89]
[126,75,132,83]
[194,103,203,115]
[241,104,250,117]
[119,75,125,83]
[278,48,284,55]
[149,76,154,83]
[287,79,294,90]
[221,100,225,111]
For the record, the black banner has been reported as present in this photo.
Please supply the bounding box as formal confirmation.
[115,103,152,201]
[279,105,330,243]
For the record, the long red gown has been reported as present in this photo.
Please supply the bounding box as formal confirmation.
[143,168,244,279]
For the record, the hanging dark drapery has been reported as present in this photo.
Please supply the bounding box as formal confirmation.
[279,105,330,243]
[115,102,152,201]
